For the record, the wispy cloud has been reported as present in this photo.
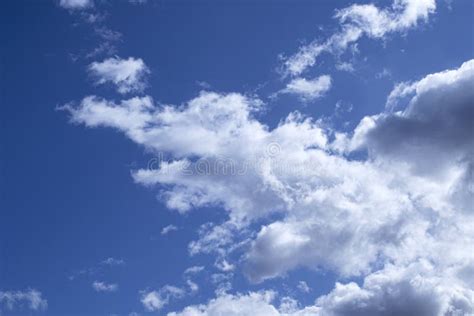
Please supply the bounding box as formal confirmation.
[101,257,125,266]
[297,281,311,293]
[59,0,93,10]
[282,0,436,76]
[184,266,205,275]
[92,281,118,293]
[161,224,178,235]
[68,257,125,280]
[0,289,47,311]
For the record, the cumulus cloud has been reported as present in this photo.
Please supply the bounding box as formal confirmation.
[92,281,118,292]
[314,261,473,316]
[244,60,474,286]
[65,60,474,315]
[374,63,473,175]
[88,57,150,94]
[0,289,47,311]
[59,0,93,10]
[168,264,474,316]
[338,59,474,182]
[283,0,436,76]
[167,291,280,316]
[280,75,332,101]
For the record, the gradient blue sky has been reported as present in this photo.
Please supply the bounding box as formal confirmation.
[1,0,473,315]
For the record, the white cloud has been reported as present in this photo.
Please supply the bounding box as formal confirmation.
[88,57,150,94]
[63,92,265,161]
[184,266,205,275]
[244,60,474,284]
[65,60,474,315]
[141,286,186,312]
[59,0,93,10]
[313,261,473,316]
[279,297,300,314]
[345,59,474,180]
[215,259,235,272]
[283,0,436,76]
[187,280,199,293]
[168,264,474,316]
[297,281,311,293]
[335,62,355,72]
[375,68,392,79]
[141,291,166,312]
[167,291,280,316]
[59,0,122,59]
[69,257,125,281]
[280,75,332,101]
[92,281,118,292]
[101,257,125,266]
[161,224,178,235]
[0,289,47,311]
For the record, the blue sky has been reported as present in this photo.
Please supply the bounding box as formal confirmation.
[1,0,473,315]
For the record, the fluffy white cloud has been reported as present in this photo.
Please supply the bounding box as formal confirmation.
[280,75,332,101]
[244,60,474,285]
[88,57,150,94]
[337,59,474,194]
[59,0,93,10]
[65,60,474,315]
[283,0,436,75]
[168,291,280,316]
[92,281,118,292]
[141,286,186,311]
[141,291,167,311]
[314,261,473,316]
[168,262,474,316]
[0,289,47,311]
[63,92,266,161]
[241,157,423,282]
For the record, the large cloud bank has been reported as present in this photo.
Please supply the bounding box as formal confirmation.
[64,57,474,315]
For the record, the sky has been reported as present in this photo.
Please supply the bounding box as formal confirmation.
[0,0,473,315]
